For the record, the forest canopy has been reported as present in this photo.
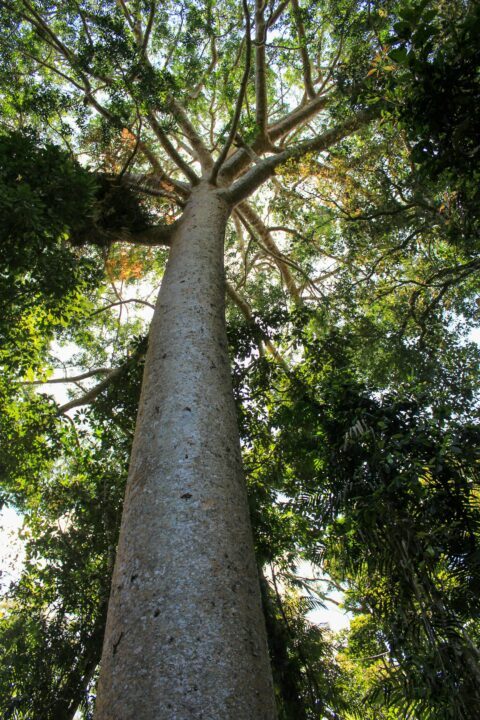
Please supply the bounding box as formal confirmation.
[0,0,479,718]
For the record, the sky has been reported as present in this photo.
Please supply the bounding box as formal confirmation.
[0,506,25,595]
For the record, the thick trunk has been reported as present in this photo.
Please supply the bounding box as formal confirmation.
[95,183,277,719]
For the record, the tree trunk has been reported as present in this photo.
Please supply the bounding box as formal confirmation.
[95,182,277,719]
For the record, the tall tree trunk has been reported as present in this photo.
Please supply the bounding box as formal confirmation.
[95,182,277,719]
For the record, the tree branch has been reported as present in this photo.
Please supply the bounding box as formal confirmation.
[147,111,199,185]
[169,98,214,172]
[226,282,290,370]
[221,105,381,204]
[236,204,302,302]
[20,1,75,62]
[58,368,123,414]
[57,337,150,414]
[18,49,85,92]
[112,2,208,178]
[116,0,136,31]
[90,299,156,317]
[267,0,291,27]
[141,1,156,56]
[189,33,218,100]
[21,44,171,190]
[290,0,316,99]
[254,0,269,140]
[219,90,333,182]
[210,0,252,184]
[122,172,188,203]
[23,368,113,385]
[110,219,182,247]
[268,91,332,143]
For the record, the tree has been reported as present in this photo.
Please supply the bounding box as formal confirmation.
[0,0,479,718]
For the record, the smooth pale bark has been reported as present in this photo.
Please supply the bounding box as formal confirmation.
[95,182,277,719]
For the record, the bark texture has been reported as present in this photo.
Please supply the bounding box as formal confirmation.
[95,183,277,719]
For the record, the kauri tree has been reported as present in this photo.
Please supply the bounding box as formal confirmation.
[0,0,479,718]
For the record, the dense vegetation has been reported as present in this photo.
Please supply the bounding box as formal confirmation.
[0,0,479,717]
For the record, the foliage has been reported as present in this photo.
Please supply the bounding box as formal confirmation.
[0,130,100,374]
[0,407,128,720]
[0,0,479,718]
[234,308,480,718]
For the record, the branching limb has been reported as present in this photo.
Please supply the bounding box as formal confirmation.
[109,219,181,247]
[226,283,290,370]
[113,2,208,177]
[58,368,123,414]
[210,0,252,184]
[118,116,143,179]
[254,0,269,141]
[57,337,149,415]
[221,105,381,204]
[219,91,334,182]
[236,204,302,302]
[290,0,316,99]
[169,98,214,172]
[122,172,187,204]
[116,0,136,32]
[20,0,75,62]
[90,299,156,317]
[267,0,290,27]
[233,214,247,256]
[189,33,218,100]
[268,93,332,144]
[19,48,173,187]
[130,152,190,198]
[141,1,156,56]
[268,225,360,270]
[315,35,344,97]
[22,368,113,385]
[147,112,199,185]
[17,49,85,92]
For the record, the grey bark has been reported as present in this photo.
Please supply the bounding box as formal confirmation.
[95,182,277,719]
